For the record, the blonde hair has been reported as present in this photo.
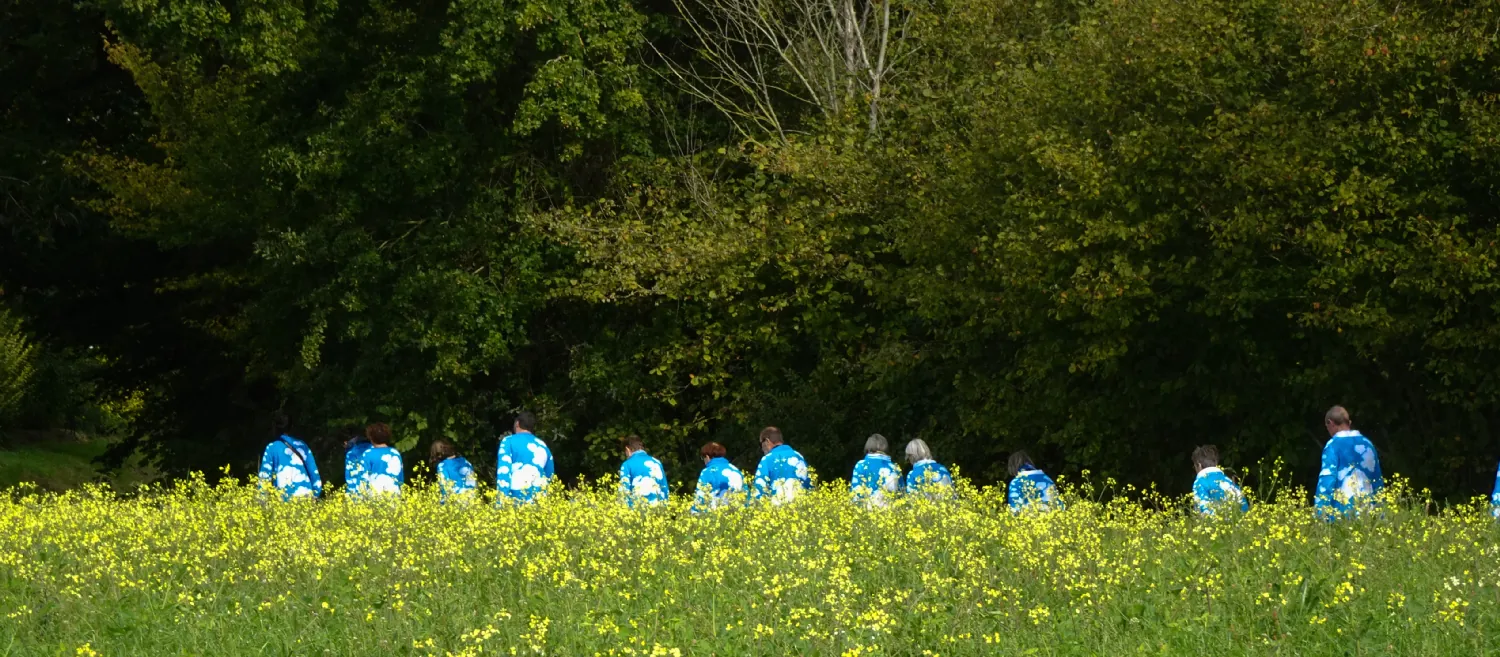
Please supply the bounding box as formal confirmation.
[904,439,933,463]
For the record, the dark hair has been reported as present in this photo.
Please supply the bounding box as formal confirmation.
[344,424,369,448]
[1007,450,1035,478]
[430,438,457,464]
[622,434,645,452]
[1191,445,1220,470]
[701,442,727,459]
[759,426,783,445]
[271,411,290,436]
[366,422,393,447]
[1325,405,1351,427]
[515,411,538,432]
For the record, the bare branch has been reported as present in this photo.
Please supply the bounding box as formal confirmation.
[651,0,921,139]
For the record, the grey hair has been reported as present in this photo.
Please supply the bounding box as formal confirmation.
[904,439,934,463]
[864,434,889,454]
[1325,405,1351,427]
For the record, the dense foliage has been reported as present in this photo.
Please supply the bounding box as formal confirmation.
[3,477,1499,654]
[0,310,36,427]
[5,0,1500,496]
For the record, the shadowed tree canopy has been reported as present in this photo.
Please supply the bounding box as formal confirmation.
[4,0,1500,499]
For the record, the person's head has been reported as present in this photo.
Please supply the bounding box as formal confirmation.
[1007,450,1034,478]
[904,439,934,464]
[271,411,290,437]
[701,441,727,465]
[430,438,457,465]
[1191,445,1220,473]
[622,434,645,458]
[514,411,538,434]
[864,433,889,455]
[759,426,784,454]
[366,422,392,447]
[344,424,369,449]
[1324,405,1352,435]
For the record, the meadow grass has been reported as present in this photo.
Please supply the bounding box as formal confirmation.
[1,473,1497,656]
[0,436,156,492]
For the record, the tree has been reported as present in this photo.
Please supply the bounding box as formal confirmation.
[655,0,915,139]
[0,308,37,427]
[872,0,1500,490]
[78,0,655,475]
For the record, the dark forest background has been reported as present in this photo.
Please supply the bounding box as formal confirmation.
[4,0,1500,499]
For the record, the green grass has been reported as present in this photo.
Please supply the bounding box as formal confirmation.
[0,476,1497,656]
[0,436,154,492]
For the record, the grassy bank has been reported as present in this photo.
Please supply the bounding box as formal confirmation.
[1,477,1495,655]
[0,434,154,492]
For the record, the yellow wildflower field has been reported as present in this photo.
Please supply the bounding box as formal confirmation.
[0,474,1495,655]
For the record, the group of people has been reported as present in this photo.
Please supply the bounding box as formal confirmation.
[257,405,1407,520]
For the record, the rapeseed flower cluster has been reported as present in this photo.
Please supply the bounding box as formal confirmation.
[1,474,1498,654]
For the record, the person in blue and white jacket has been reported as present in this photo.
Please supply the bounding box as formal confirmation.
[356,422,404,497]
[851,434,903,508]
[430,438,477,502]
[343,431,372,496]
[691,442,745,513]
[903,439,953,500]
[1491,460,1500,520]
[619,435,669,508]
[1191,445,1249,516]
[750,427,812,505]
[1314,405,1383,521]
[496,411,554,504]
[1007,450,1062,512]
[257,414,323,500]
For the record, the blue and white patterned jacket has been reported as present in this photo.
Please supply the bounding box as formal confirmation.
[1193,466,1249,515]
[496,431,554,504]
[691,457,746,513]
[620,450,669,508]
[1491,460,1500,520]
[1314,430,1383,520]
[1008,468,1062,512]
[751,444,812,505]
[344,439,371,496]
[258,435,323,500]
[850,453,903,508]
[436,455,477,501]
[905,459,953,499]
[356,445,404,496]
